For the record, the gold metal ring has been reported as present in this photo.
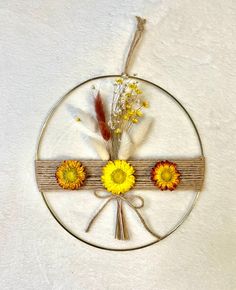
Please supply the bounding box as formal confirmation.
[35,74,204,251]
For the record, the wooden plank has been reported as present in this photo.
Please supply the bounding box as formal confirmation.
[35,158,205,192]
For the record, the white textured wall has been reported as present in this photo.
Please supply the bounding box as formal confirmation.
[0,0,236,289]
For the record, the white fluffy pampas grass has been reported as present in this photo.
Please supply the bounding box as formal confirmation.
[67,104,97,133]
[118,117,153,160]
[90,137,109,160]
[68,103,110,159]
[118,131,133,160]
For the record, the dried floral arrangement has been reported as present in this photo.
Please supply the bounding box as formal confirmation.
[77,77,150,161]
[35,17,205,249]
[57,76,181,239]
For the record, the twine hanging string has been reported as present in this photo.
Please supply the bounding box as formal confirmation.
[85,191,161,240]
[111,16,146,159]
[116,16,146,239]
[123,16,146,75]
[86,16,150,241]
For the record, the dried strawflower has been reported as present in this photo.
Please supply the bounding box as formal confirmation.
[101,160,135,194]
[151,161,180,191]
[56,160,86,190]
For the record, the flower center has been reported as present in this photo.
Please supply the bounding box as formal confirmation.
[161,170,172,182]
[111,169,127,184]
[64,169,78,182]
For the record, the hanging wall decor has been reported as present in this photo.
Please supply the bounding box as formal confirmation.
[35,17,205,251]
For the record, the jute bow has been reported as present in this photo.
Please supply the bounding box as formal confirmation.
[85,191,161,240]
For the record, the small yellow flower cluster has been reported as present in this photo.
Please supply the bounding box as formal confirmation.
[111,77,149,135]
[115,78,123,84]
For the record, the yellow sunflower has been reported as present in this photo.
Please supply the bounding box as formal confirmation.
[56,160,86,190]
[151,161,180,191]
[101,160,135,195]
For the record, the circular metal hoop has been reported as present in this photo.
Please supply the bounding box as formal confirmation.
[35,75,204,251]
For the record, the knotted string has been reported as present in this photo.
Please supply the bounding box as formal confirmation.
[123,16,146,75]
[85,191,161,240]
[86,16,158,241]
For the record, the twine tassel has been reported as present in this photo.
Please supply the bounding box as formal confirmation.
[115,199,129,240]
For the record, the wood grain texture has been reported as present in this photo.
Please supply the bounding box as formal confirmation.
[35,158,205,191]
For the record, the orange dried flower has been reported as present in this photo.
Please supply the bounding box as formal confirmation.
[56,160,86,190]
[151,161,180,191]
